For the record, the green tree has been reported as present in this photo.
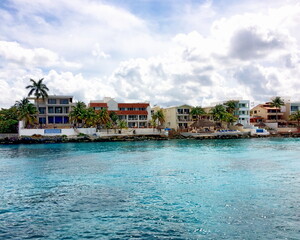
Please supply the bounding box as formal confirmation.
[210,104,227,126]
[223,112,238,128]
[224,100,238,114]
[15,98,38,128]
[96,108,111,129]
[289,110,300,127]
[117,120,127,133]
[150,118,157,132]
[153,109,165,126]
[270,96,285,124]
[83,107,97,127]
[26,78,49,113]
[69,101,86,127]
[0,107,19,133]
[105,121,113,134]
[190,106,205,121]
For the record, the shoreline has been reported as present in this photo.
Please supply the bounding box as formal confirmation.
[1,132,300,144]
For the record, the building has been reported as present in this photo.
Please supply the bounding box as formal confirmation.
[282,101,300,121]
[203,100,251,127]
[29,95,74,126]
[250,102,284,123]
[89,97,151,128]
[161,105,193,130]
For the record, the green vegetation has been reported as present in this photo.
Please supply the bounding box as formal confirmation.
[270,96,285,124]
[210,104,237,128]
[0,107,19,133]
[224,100,238,114]
[15,98,38,128]
[190,106,205,121]
[117,120,127,133]
[289,110,300,127]
[152,109,165,126]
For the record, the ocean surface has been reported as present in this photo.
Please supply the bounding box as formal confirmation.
[0,138,299,239]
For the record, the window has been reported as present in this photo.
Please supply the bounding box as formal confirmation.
[64,107,69,113]
[139,122,146,127]
[118,115,127,120]
[291,106,299,112]
[55,116,63,124]
[48,116,54,123]
[139,108,146,111]
[55,107,62,113]
[128,115,138,120]
[48,99,56,104]
[139,115,147,120]
[119,108,126,111]
[128,122,136,128]
[39,117,46,124]
[63,116,69,124]
[39,107,46,114]
[48,107,54,113]
[128,108,134,111]
[60,99,69,104]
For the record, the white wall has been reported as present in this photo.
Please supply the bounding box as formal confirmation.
[18,121,96,136]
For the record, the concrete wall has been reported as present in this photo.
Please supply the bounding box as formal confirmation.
[265,122,278,129]
[97,128,164,137]
[19,127,96,136]
[0,134,19,139]
[19,121,96,136]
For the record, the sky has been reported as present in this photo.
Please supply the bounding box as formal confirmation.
[0,0,300,108]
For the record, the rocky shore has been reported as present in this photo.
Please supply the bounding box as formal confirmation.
[1,131,300,144]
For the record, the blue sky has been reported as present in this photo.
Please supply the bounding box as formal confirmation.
[0,0,299,107]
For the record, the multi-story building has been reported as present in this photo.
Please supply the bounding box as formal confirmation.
[282,101,300,121]
[89,97,151,128]
[250,102,284,123]
[203,100,250,126]
[161,105,193,130]
[29,95,74,126]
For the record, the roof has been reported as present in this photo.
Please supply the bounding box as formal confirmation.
[190,120,215,128]
[89,103,108,108]
[118,103,149,108]
[112,110,148,115]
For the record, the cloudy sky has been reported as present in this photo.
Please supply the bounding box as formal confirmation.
[1,0,300,108]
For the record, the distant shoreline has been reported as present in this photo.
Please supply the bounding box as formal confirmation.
[1,132,299,144]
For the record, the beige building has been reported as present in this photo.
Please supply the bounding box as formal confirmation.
[29,95,75,126]
[161,105,193,130]
[250,102,284,123]
[282,101,300,121]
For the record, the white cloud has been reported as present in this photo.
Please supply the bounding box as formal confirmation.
[1,0,300,108]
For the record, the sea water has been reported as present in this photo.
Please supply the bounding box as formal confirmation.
[0,138,299,239]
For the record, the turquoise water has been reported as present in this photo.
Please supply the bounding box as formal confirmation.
[0,139,299,239]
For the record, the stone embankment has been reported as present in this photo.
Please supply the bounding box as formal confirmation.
[0,134,168,144]
[1,132,300,144]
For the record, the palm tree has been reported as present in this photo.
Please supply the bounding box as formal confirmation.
[270,96,285,124]
[96,108,111,129]
[69,101,86,127]
[289,110,300,127]
[83,107,97,127]
[153,109,165,126]
[190,106,205,121]
[223,112,238,129]
[26,78,49,113]
[150,119,157,132]
[224,100,238,114]
[117,120,127,133]
[15,98,38,128]
[210,104,227,127]
[105,121,113,134]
